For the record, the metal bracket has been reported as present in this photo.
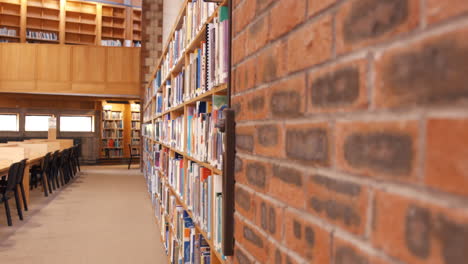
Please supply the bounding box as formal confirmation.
[222,108,235,256]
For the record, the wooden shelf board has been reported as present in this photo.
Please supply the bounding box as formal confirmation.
[27,26,59,32]
[0,23,20,28]
[102,25,125,29]
[0,34,19,39]
[27,15,60,21]
[26,37,59,43]
[65,20,96,25]
[27,4,60,11]
[65,30,96,36]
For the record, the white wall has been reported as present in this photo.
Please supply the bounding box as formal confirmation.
[163,0,185,45]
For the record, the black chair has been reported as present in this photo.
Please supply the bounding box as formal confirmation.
[16,159,28,211]
[49,151,62,190]
[0,162,23,226]
[30,153,52,197]
[128,144,140,169]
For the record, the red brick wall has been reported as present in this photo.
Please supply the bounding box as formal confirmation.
[231,0,468,264]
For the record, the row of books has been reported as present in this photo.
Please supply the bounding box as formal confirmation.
[186,0,217,45]
[102,138,122,148]
[103,111,122,120]
[165,72,184,110]
[131,121,141,130]
[0,27,17,37]
[103,120,123,129]
[187,96,227,169]
[131,130,140,138]
[27,30,58,41]
[131,138,140,146]
[131,112,141,120]
[101,39,122,46]
[102,130,123,138]
[149,169,217,264]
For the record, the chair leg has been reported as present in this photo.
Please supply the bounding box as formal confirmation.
[128,156,132,170]
[13,190,23,221]
[47,173,53,194]
[41,173,48,197]
[19,183,28,211]
[4,197,12,226]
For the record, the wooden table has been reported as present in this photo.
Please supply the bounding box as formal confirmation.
[0,154,47,208]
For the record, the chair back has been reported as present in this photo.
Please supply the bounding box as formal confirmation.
[5,162,19,193]
[15,159,28,184]
[42,152,52,173]
[129,144,139,156]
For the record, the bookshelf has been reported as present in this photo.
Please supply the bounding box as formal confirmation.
[65,0,96,45]
[25,0,59,43]
[131,8,140,47]
[142,0,231,263]
[100,4,125,46]
[101,108,124,158]
[0,0,21,43]
[131,103,141,155]
[0,0,141,46]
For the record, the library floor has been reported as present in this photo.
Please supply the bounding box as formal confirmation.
[0,165,167,264]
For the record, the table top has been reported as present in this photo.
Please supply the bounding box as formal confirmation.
[0,154,46,176]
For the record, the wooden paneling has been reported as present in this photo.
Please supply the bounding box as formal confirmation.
[0,43,36,81]
[107,47,139,83]
[0,43,140,97]
[37,44,71,82]
[72,46,107,82]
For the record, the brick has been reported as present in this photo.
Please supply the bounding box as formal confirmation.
[234,215,271,263]
[284,209,331,262]
[256,0,275,12]
[268,74,307,118]
[233,0,257,34]
[235,185,256,221]
[255,123,285,158]
[246,14,270,56]
[270,0,306,39]
[373,190,468,264]
[287,15,333,73]
[425,118,468,197]
[285,122,331,166]
[335,120,419,182]
[255,196,284,242]
[374,27,468,108]
[426,0,468,25]
[256,40,288,85]
[333,237,393,264]
[307,174,369,235]
[233,30,247,65]
[308,0,336,17]
[308,58,368,113]
[234,245,254,264]
[236,125,255,153]
[235,57,257,93]
[232,89,268,122]
[336,0,420,54]
[269,165,307,209]
[236,158,271,192]
[268,244,301,264]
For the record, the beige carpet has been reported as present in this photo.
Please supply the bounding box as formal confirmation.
[0,165,167,264]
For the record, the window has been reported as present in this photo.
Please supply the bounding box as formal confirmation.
[0,114,19,131]
[25,115,53,132]
[60,116,94,132]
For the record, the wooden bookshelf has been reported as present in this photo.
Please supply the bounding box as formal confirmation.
[142,0,231,263]
[130,103,140,155]
[0,0,21,43]
[64,0,96,45]
[101,108,124,159]
[0,0,141,46]
[131,8,140,46]
[100,4,125,46]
